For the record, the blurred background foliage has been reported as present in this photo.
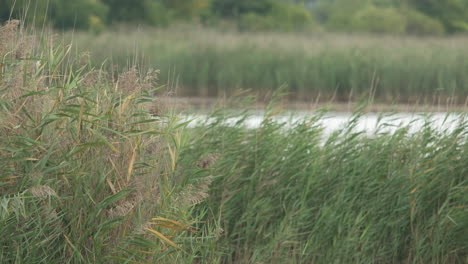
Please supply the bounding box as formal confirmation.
[1,0,468,34]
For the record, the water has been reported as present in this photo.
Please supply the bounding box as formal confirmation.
[182,111,465,136]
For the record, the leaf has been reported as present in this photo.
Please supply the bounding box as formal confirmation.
[127,145,137,183]
[149,222,196,233]
[89,128,119,153]
[151,217,187,228]
[130,119,158,125]
[145,228,182,250]
[97,190,131,209]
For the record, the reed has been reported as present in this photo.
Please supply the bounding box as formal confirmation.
[71,25,468,105]
[0,21,216,263]
[177,105,468,263]
[2,21,467,263]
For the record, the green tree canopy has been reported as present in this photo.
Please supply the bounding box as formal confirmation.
[408,0,468,32]
[1,0,467,34]
[0,0,108,29]
[211,0,274,17]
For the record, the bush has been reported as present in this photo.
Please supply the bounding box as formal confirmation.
[212,0,274,17]
[0,0,50,27]
[272,2,314,31]
[350,5,406,34]
[0,0,108,30]
[239,2,314,32]
[143,0,171,27]
[320,0,366,32]
[403,8,445,35]
[408,0,468,33]
[53,0,109,30]
[163,0,210,19]
[239,13,275,31]
[321,0,452,35]
[450,20,468,32]
[88,15,106,34]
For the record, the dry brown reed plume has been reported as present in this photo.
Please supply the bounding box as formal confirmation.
[0,20,20,55]
[106,175,158,219]
[176,176,213,208]
[103,68,164,225]
[196,153,220,169]
[29,184,57,199]
[170,153,221,208]
[0,20,40,141]
[150,97,168,117]
[0,20,40,93]
[0,20,33,59]
[117,66,160,94]
[116,66,167,116]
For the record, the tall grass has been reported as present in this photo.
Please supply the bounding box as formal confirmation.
[0,21,218,263]
[177,106,468,263]
[2,20,467,263]
[71,26,468,104]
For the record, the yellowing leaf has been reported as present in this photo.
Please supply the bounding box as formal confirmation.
[145,228,181,250]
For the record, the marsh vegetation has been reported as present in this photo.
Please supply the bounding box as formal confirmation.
[71,26,468,106]
[1,1,468,261]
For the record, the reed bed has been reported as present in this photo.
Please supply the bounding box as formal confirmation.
[71,26,468,104]
[2,21,467,263]
[0,21,218,263]
[177,105,468,263]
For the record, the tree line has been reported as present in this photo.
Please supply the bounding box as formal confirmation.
[1,0,468,34]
